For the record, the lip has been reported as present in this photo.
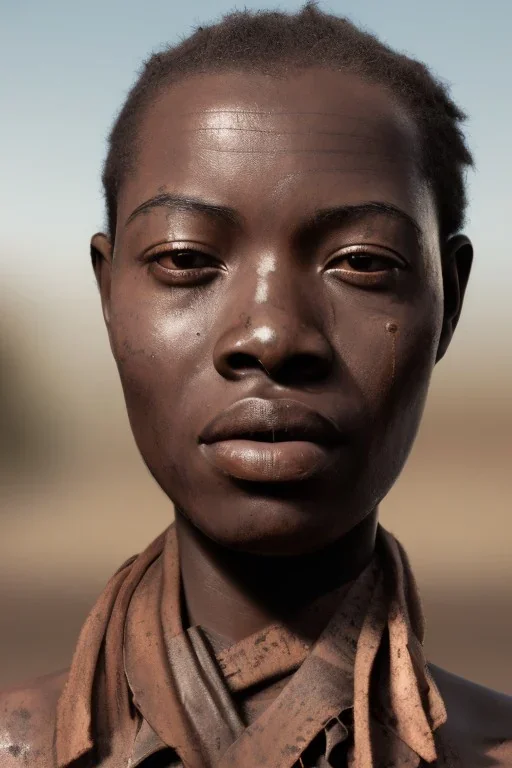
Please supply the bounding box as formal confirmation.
[199,398,343,483]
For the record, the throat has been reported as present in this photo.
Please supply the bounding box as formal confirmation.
[175,510,378,645]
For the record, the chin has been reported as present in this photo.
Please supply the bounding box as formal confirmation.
[177,484,369,557]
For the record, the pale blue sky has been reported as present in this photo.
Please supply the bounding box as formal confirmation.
[1,0,510,354]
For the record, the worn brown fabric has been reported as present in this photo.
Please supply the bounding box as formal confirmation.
[55,524,448,768]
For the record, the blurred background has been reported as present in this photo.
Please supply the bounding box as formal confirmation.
[1,0,510,691]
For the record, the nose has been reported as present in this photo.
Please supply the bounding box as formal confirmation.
[213,283,334,387]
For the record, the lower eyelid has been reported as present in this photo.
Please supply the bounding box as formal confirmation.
[325,269,396,287]
[326,263,395,274]
[149,263,221,284]
[152,263,215,274]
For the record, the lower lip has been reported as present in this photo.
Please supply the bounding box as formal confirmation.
[200,439,336,483]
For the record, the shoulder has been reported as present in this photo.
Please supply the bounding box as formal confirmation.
[0,670,68,768]
[429,663,512,766]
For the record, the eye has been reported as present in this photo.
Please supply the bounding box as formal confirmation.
[328,251,403,273]
[145,244,223,285]
[324,246,406,286]
[344,253,395,272]
[154,248,216,270]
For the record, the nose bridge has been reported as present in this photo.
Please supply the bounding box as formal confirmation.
[213,248,333,381]
[241,248,313,344]
[253,249,284,308]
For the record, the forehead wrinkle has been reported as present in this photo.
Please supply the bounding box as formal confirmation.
[177,108,417,157]
[183,129,401,154]
[181,112,394,139]
[182,109,393,122]
[193,147,409,157]
[183,127,380,139]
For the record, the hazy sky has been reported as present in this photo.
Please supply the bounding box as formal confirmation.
[1,0,510,371]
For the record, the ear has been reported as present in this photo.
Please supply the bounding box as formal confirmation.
[436,234,473,362]
[91,233,113,330]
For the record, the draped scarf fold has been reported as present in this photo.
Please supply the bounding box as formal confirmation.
[55,524,447,767]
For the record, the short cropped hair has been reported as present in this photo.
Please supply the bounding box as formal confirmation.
[102,3,473,244]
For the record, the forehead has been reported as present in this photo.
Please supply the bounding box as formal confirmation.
[118,68,431,233]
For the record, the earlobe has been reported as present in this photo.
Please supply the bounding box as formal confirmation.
[90,232,113,328]
[436,234,473,362]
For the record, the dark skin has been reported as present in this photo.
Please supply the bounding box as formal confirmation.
[92,69,472,645]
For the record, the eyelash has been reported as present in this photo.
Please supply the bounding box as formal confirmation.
[144,244,406,286]
[324,246,406,283]
[146,246,222,284]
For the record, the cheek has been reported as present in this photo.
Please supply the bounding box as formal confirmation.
[338,297,442,505]
[327,278,443,479]
[109,263,206,366]
[107,281,207,431]
[338,306,440,412]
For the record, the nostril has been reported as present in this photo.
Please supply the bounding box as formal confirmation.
[297,353,326,376]
[224,351,330,383]
[227,352,266,372]
[278,353,330,385]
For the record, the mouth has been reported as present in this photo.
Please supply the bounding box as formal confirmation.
[199,398,343,483]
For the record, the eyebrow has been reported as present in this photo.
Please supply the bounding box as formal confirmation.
[126,192,243,228]
[126,193,421,240]
[302,201,422,240]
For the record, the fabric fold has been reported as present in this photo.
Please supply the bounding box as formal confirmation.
[55,523,448,768]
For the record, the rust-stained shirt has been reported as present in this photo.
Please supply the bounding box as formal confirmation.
[1,525,511,767]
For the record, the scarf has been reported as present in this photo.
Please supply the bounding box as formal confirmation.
[55,523,448,767]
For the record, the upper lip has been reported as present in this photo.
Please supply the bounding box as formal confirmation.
[199,398,343,446]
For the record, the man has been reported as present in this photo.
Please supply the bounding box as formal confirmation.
[1,4,511,766]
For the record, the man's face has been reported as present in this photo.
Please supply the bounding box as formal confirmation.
[93,69,459,555]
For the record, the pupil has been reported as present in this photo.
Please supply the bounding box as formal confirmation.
[348,254,372,271]
[174,251,201,269]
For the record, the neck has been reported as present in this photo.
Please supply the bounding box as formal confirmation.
[175,510,378,645]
